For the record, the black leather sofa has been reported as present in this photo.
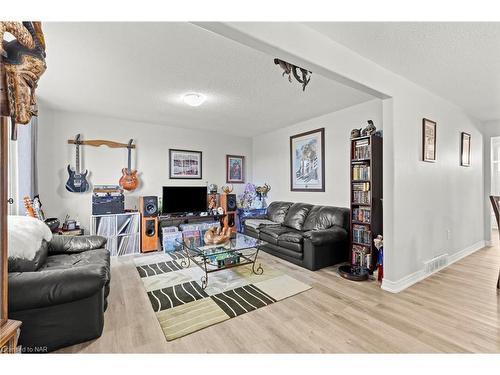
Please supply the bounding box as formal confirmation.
[8,235,110,352]
[244,201,349,270]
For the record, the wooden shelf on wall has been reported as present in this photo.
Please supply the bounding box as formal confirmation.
[67,139,135,148]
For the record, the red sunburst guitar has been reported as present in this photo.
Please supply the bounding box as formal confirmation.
[119,139,139,191]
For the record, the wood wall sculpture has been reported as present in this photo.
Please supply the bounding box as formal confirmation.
[273,58,311,91]
[1,21,47,139]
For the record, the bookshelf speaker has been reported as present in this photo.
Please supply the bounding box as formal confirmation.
[141,216,158,253]
[220,193,237,212]
[139,196,158,217]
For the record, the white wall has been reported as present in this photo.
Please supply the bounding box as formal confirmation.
[252,99,382,207]
[37,108,253,232]
[202,22,486,291]
[481,120,500,239]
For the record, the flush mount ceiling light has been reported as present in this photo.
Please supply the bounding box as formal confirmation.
[182,93,206,107]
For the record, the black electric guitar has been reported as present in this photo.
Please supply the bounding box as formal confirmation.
[65,134,90,193]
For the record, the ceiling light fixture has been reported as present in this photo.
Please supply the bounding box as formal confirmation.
[182,93,206,107]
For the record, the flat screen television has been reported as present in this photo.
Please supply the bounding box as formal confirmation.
[162,186,207,214]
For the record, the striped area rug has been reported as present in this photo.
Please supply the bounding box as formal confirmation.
[134,252,311,341]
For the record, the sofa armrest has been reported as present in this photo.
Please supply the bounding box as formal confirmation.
[303,226,348,246]
[8,265,107,312]
[48,235,107,255]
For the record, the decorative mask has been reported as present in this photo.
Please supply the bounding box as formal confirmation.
[1,21,47,139]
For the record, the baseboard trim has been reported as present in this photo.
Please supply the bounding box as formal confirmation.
[381,240,486,293]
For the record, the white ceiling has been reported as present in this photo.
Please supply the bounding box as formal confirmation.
[38,22,374,137]
[305,22,500,122]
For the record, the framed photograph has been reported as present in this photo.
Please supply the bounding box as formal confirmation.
[422,118,437,162]
[226,155,245,183]
[461,132,471,167]
[169,149,202,179]
[290,128,325,192]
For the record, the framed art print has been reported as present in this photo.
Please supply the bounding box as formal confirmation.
[290,128,325,192]
[169,149,202,179]
[422,118,437,162]
[461,132,471,167]
[226,155,245,183]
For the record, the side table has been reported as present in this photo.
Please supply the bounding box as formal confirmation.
[236,208,267,233]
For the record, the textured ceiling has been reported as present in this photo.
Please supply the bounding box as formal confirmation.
[38,22,374,137]
[305,22,500,122]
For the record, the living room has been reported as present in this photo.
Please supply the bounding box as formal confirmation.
[1,1,499,373]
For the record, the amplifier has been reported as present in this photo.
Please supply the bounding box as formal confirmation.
[92,194,125,215]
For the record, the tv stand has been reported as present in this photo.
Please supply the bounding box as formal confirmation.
[158,213,225,232]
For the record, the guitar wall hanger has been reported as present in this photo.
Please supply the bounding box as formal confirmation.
[67,138,136,149]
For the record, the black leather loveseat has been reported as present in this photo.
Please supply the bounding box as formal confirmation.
[8,235,110,352]
[244,201,349,270]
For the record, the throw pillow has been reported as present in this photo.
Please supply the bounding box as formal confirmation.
[8,215,53,272]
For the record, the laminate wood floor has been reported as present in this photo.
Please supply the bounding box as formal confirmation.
[58,233,500,353]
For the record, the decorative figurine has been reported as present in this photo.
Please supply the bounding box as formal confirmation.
[221,184,233,194]
[204,226,231,245]
[374,235,384,282]
[350,128,362,139]
[255,183,271,209]
[207,194,217,210]
[208,183,218,194]
[361,120,376,136]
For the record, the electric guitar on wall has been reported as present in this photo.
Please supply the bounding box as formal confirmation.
[65,134,90,193]
[119,139,139,191]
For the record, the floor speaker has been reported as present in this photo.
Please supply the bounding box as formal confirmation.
[139,196,158,217]
[141,216,158,252]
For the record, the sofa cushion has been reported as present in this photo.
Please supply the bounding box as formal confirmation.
[302,227,348,246]
[302,205,350,231]
[42,248,109,268]
[260,233,278,245]
[278,231,303,244]
[266,201,293,224]
[244,225,260,237]
[259,225,290,239]
[283,203,313,230]
[244,219,279,230]
[48,235,107,254]
[277,240,303,253]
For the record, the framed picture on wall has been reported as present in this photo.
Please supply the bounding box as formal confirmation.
[169,149,202,179]
[422,118,437,162]
[290,128,325,192]
[226,155,245,183]
[461,132,471,167]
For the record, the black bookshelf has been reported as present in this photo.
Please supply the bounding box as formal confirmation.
[349,134,383,272]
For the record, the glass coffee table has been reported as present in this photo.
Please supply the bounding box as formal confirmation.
[175,233,266,289]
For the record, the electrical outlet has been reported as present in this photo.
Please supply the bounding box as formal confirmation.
[446,229,451,240]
